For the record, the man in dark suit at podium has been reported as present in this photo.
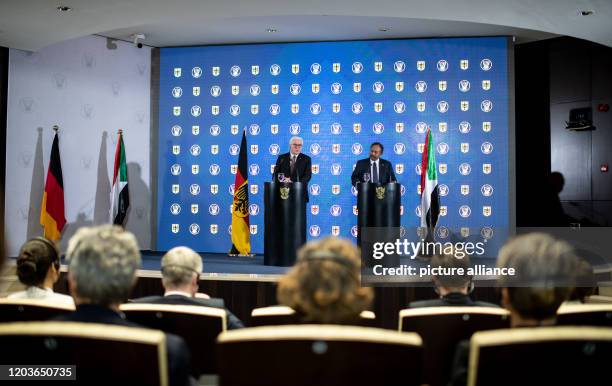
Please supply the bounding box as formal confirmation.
[273,136,312,202]
[351,142,396,186]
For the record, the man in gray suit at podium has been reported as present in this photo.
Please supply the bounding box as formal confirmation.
[351,142,396,186]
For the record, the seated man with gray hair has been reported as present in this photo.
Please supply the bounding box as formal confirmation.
[55,225,192,386]
[132,246,244,329]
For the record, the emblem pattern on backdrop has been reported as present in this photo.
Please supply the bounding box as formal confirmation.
[158,37,509,254]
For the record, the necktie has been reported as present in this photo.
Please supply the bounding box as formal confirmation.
[372,161,379,184]
[290,155,296,175]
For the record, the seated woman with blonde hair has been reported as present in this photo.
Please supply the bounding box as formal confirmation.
[8,237,74,306]
[277,237,373,324]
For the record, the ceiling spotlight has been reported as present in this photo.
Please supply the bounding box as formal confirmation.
[56,6,72,12]
[378,27,390,32]
[578,10,594,16]
[266,28,277,33]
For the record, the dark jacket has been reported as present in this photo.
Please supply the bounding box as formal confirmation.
[408,293,500,308]
[54,304,192,386]
[449,339,470,386]
[273,152,312,202]
[131,294,244,330]
[351,158,396,186]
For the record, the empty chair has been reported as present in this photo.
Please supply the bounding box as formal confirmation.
[557,303,612,326]
[250,305,376,327]
[399,306,510,386]
[120,303,226,376]
[0,321,168,386]
[217,325,423,386]
[0,298,75,322]
[468,327,612,386]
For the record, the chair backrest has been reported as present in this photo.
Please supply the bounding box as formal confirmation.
[398,306,510,386]
[468,327,612,386]
[0,298,75,322]
[250,305,377,327]
[0,321,167,386]
[120,303,226,376]
[217,325,423,386]
[557,303,612,326]
[584,295,612,304]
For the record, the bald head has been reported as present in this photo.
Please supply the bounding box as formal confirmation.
[161,247,203,294]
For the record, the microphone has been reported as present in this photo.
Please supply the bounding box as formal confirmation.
[295,154,300,183]
[273,156,285,182]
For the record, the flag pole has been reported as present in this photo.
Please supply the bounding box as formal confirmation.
[52,124,59,133]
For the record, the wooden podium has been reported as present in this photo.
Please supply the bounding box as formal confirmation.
[264,182,307,266]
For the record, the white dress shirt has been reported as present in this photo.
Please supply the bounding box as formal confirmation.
[370,159,379,183]
[8,286,75,306]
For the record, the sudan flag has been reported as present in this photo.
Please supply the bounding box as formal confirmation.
[40,130,66,241]
[230,130,250,255]
[420,128,440,239]
[111,130,129,226]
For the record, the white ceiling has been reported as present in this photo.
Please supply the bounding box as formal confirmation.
[0,0,610,51]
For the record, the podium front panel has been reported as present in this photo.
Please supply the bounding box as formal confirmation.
[264,182,307,266]
[356,182,401,244]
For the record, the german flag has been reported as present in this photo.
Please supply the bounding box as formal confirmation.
[230,130,250,255]
[40,130,66,241]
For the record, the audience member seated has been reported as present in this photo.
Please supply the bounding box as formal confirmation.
[8,237,73,306]
[408,252,498,308]
[131,246,243,329]
[55,225,192,386]
[566,258,597,304]
[449,232,579,386]
[277,237,373,324]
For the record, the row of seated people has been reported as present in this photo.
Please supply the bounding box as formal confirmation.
[1,226,610,386]
[7,236,244,329]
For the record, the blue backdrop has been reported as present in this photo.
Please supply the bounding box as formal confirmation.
[157,37,510,254]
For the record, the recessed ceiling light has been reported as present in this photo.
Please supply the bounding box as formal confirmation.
[578,10,594,16]
[378,27,390,32]
[266,28,277,33]
[56,6,72,12]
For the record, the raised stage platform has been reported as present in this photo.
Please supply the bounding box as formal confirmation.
[141,252,287,280]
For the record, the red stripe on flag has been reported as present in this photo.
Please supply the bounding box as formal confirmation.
[44,171,66,231]
[112,136,121,184]
[233,172,246,191]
